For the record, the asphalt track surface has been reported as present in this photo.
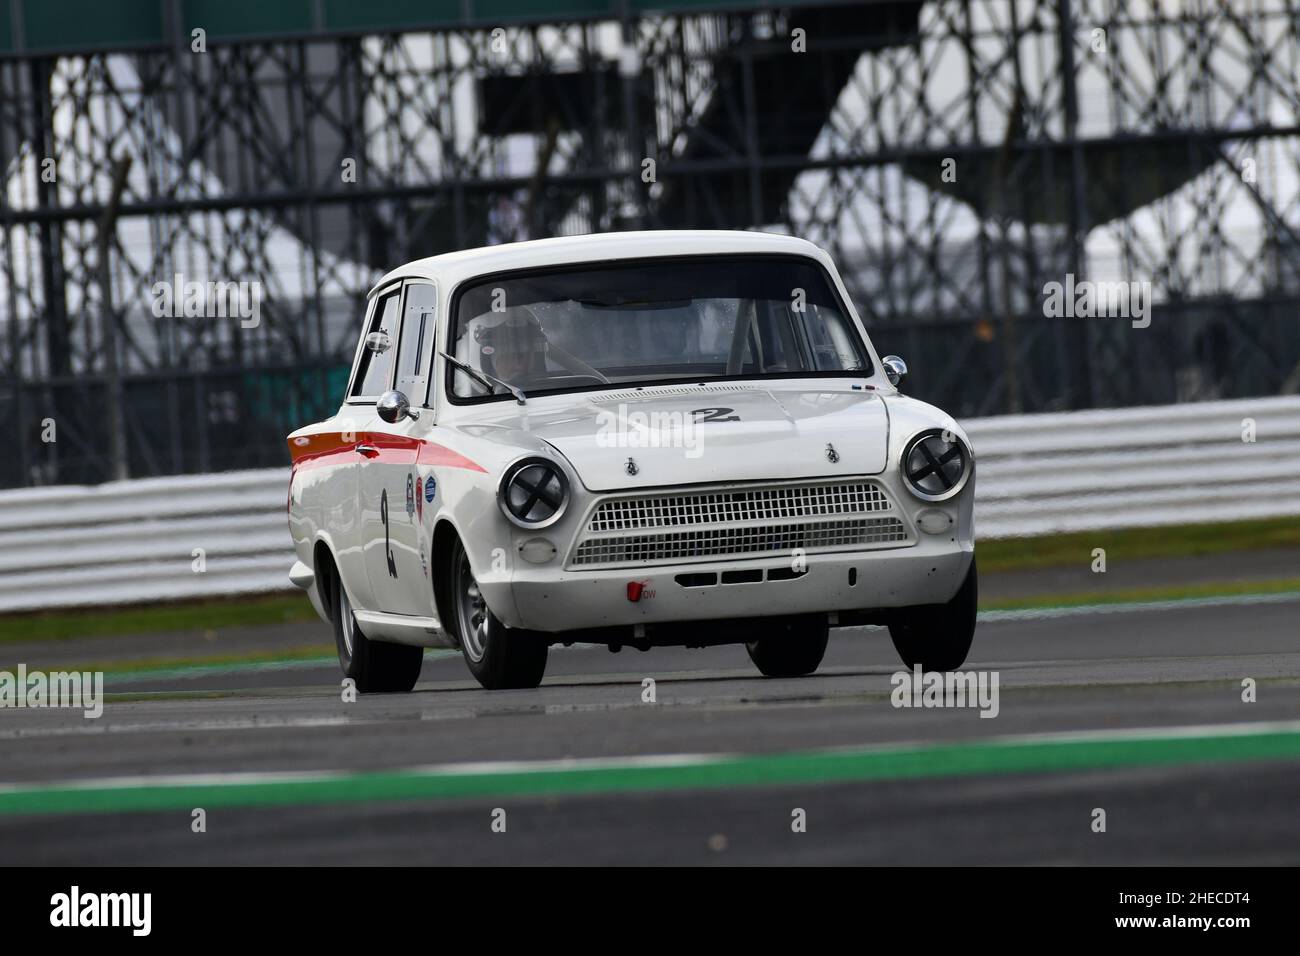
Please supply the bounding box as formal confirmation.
[2,581,1298,865]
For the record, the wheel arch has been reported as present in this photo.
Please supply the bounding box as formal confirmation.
[431,514,523,633]
[312,538,338,614]
[431,518,463,644]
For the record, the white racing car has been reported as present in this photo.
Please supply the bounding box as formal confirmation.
[287,231,976,691]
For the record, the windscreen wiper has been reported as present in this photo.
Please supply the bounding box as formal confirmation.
[440,351,527,405]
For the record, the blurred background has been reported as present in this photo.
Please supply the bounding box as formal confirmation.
[2,4,1299,870]
[1,0,1298,489]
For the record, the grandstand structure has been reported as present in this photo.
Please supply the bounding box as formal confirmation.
[0,0,1297,485]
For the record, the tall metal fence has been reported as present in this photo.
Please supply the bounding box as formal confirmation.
[2,1,1299,489]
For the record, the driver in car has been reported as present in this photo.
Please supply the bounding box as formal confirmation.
[470,307,607,394]
[475,310,550,389]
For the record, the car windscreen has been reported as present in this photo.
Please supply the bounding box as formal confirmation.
[447,255,870,400]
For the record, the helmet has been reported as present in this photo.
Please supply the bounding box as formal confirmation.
[470,307,548,382]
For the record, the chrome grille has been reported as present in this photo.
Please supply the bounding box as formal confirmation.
[569,480,909,568]
[587,482,892,532]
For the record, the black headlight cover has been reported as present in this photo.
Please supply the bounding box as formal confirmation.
[901,429,972,502]
[498,458,569,528]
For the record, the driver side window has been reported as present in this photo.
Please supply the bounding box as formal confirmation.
[350,291,400,399]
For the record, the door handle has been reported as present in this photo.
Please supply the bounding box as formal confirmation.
[356,443,380,458]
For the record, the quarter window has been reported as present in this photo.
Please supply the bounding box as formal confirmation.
[394,283,436,404]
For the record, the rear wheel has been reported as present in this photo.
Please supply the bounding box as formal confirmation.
[449,538,548,690]
[745,615,829,677]
[888,557,978,672]
[329,563,423,693]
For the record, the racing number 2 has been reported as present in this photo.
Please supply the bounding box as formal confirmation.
[692,407,741,423]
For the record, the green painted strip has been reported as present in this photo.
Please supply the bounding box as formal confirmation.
[98,648,458,686]
[983,578,1300,613]
[103,655,336,685]
[979,590,1300,623]
[4,726,1299,817]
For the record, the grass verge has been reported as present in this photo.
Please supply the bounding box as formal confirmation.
[978,515,1300,572]
[0,593,314,645]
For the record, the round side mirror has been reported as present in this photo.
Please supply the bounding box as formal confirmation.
[377,390,419,424]
[882,355,908,388]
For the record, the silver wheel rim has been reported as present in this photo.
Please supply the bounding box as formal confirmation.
[339,585,355,656]
[456,554,489,663]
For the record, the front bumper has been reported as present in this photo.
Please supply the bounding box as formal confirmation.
[489,537,973,633]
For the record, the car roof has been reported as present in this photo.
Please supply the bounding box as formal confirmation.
[367,230,831,298]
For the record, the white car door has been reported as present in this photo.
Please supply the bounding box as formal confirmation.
[315,289,402,615]
[360,280,438,617]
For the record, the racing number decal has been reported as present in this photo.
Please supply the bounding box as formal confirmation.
[380,489,398,578]
[691,407,741,423]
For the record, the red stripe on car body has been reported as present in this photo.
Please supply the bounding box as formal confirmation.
[288,432,486,473]
[415,439,488,473]
[286,433,356,470]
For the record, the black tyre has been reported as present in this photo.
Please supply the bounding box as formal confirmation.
[448,538,548,690]
[888,556,978,672]
[745,615,830,678]
[329,561,423,693]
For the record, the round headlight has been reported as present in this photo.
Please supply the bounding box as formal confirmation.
[901,429,972,502]
[498,457,569,528]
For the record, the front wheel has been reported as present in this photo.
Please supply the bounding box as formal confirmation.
[888,556,978,672]
[331,568,423,693]
[746,615,829,677]
[449,539,548,690]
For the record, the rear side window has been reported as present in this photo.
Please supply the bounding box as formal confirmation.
[351,291,400,398]
[394,283,436,404]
